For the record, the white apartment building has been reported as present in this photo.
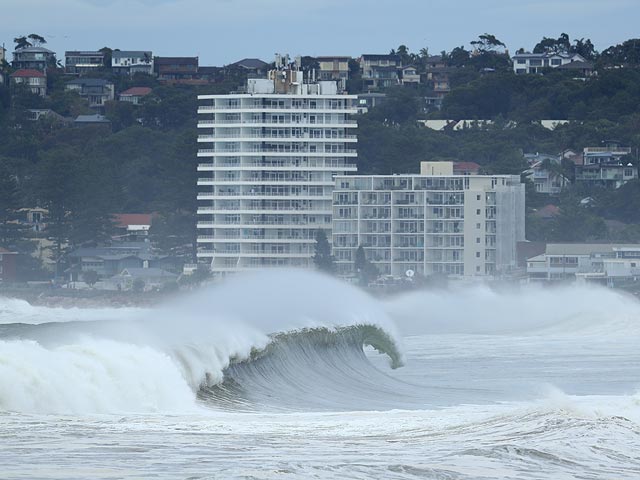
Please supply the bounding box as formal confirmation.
[512,52,587,74]
[332,162,525,279]
[196,57,358,273]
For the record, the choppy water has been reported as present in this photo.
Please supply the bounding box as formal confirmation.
[1,271,639,479]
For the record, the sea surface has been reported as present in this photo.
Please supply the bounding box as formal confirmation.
[1,271,639,479]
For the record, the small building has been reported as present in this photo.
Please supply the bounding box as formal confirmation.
[27,109,69,123]
[12,46,56,71]
[108,267,177,291]
[119,86,152,105]
[65,78,115,108]
[316,56,351,90]
[359,54,401,90]
[0,248,18,283]
[356,92,387,114]
[556,60,594,78]
[512,52,587,74]
[227,58,269,77]
[154,56,199,83]
[74,114,112,127]
[526,243,640,286]
[400,65,420,84]
[65,50,106,75]
[10,69,47,97]
[112,50,154,76]
[575,142,637,189]
[524,153,569,194]
[112,213,153,241]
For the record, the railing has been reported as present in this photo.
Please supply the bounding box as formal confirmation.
[199,119,358,126]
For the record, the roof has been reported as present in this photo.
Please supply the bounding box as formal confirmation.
[453,161,481,172]
[229,58,269,69]
[545,243,640,256]
[67,78,112,87]
[117,268,177,278]
[361,54,400,61]
[197,66,220,74]
[112,50,152,58]
[120,87,152,96]
[65,50,104,56]
[533,204,560,219]
[557,60,593,70]
[0,247,17,254]
[154,56,198,65]
[74,114,111,124]
[112,213,153,228]
[316,56,352,61]
[14,46,54,54]
[11,69,45,78]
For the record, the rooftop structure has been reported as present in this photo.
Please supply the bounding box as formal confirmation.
[196,55,358,274]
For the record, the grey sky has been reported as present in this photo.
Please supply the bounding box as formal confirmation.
[3,0,638,65]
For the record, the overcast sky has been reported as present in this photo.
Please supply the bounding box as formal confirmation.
[3,0,639,65]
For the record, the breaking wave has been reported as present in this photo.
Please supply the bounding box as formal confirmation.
[0,271,406,414]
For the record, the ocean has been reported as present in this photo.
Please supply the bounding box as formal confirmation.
[1,270,639,479]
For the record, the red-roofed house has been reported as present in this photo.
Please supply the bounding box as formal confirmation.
[119,87,153,105]
[453,162,481,175]
[532,204,560,219]
[112,214,153,241]
[10,69,47,97]
[0,248,18,282]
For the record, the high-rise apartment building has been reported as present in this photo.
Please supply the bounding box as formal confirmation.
[332,162,525,278]
[197,56,358,273]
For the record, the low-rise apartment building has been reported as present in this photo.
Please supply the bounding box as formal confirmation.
[112,50,154,75]
[65,50,106,75]
[527,243,640,286]
[332,161,525,279]
[12,46,55,71]
[316,56,351,90]
[359,54,400,90]
[154,56,199,83]
[575,142,637,189]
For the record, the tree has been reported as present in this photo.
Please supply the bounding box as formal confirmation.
[471,33,506,53]
[354,245,378,286]
[27,34,46,46]
[83,269,99,287]
[312,230,335,274]
[533,33,571,54]
[14,36,31,50]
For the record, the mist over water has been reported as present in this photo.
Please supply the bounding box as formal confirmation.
[1,270,639,478]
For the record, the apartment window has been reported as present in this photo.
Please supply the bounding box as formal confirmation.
[476,223,481,229]
[516,58,526,64]
[476,237,480,244]
[476,209,481,215]
[551,59,562,66]
[476,266,481,272]
[476,252,481,258]
[476,195,481,200]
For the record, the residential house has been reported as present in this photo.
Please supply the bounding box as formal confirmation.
[524,153,569,194]
[527,243,640,286]
[65,242,153,281]
[119,86,152,105]
[108,267,177,291]
[112,213,153,241]
[359,54,401,90]
[400,65,420,84]
[12,46,55,71]
[196,66,222,84]
[425,55,447,70]
[512,52,587,74]
[227,58,269,77]
[27,109,69,123]
[556,60,595,78]
[65,50,106,75]
[154,56,198,83]
[575,142,637,189]
[0,248,18,283]
[74,114,112,127]
[10,69,47,96]
[316,56,351,90]
[112,50,154,76]
[16,207,48,232]
[66,78,115,108]
[332,162,525,279]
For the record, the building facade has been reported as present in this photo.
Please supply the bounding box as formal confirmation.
[575,143,637,189]
[359,54,401,90]
[196,58,358,273]
[65,51,106,75]
[112,51,153,75]
[512,52,587,74]
[10,69,47,96]
[66,78,115,108]
[332,162,525,279]
[12,46,55,71]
